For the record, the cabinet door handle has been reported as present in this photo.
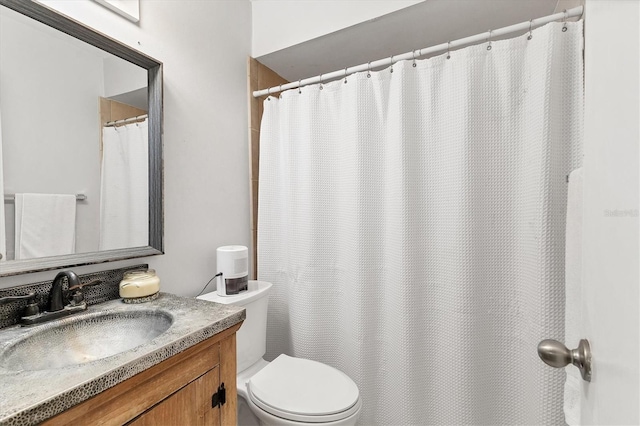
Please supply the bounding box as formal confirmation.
[212,383,226,408]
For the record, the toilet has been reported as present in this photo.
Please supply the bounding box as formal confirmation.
[197,281,362,426]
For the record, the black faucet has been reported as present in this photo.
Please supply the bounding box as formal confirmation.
[14,271,101,326]
[49,271,80,312]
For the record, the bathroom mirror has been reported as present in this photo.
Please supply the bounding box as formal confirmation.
[0,0,163,277]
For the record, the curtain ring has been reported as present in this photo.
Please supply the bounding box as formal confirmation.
[367,62,372,78]
[447,41,451,59]
[562,9,568,32]
[528,19,534,40]
[319,73,323,90]
[344,67,348,84]
[278,84,283,98]
[267,86,271,101]
[486,30,493,51]
[390,55,394,73]
[412,50,417,68]
[298,80,302,94]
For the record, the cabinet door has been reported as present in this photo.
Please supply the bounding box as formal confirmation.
[130,366,221,426]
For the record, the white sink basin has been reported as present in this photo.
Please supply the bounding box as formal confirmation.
[0,310,173,371]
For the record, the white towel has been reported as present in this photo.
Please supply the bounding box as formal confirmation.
[564,167,583,425]
[14,193,76,260]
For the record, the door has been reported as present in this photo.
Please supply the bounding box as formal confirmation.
[130,366,222,426]
[580,0,638,424]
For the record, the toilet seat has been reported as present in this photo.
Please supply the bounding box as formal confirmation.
[247,354,361,423]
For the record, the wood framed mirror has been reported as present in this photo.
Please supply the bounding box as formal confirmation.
[0,0,163,277]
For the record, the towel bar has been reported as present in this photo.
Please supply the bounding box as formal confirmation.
[3,194,86,203]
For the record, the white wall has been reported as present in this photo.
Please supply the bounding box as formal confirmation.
[103,56,147,100]
[251,0,422,57]
[0,0,252,295]
[0,9,103,257]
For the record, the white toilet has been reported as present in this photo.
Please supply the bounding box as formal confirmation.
[198,281,362,426]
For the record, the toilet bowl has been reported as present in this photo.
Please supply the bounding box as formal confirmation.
[197,281,361,426]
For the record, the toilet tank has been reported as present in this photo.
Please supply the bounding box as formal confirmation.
[197,280,272,373]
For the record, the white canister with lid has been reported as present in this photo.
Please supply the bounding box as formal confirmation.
[119,269,160,299]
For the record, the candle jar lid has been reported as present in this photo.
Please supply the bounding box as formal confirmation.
[123,269,157,281]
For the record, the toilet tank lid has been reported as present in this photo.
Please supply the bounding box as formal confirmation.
[247,354,360,418]
[196,280,272,305]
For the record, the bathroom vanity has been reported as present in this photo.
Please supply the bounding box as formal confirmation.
[43,323,240,426]
[0,290,245,425]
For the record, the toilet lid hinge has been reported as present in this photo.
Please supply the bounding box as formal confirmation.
[212,383,226,408]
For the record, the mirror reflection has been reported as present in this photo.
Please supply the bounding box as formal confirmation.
[0,5,149,261]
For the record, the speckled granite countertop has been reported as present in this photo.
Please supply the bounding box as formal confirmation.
[0,293,245,426]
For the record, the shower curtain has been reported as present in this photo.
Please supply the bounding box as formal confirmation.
[99,120,149,250]
[0,106,5,261]
[258,21,583,425]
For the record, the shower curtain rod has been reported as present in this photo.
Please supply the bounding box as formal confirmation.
[104,114,148,127]
[253,5,583,98]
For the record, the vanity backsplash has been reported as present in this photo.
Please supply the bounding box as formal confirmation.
[0,265,148,329]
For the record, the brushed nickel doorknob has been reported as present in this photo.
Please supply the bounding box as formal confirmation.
[537,339,591,382]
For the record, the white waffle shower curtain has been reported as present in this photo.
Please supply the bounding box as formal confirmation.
[99,120,149,250]
[0,106,5,261]
[258,21,583,425]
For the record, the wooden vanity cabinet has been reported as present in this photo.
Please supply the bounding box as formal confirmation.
[43,323,241,426]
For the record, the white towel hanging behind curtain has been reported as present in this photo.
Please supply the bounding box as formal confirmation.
[258,21,584,425]
[0,106,6,261]
[99,120,148,250]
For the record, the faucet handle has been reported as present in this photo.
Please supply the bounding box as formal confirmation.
[68,279,102,305]
[68,279,102,292]
[0,292,40,318]
[0,291,36,305]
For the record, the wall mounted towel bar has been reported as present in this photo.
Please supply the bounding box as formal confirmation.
[3,194,87,203]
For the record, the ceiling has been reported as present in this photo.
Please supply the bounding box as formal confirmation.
[256,0,561,83]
